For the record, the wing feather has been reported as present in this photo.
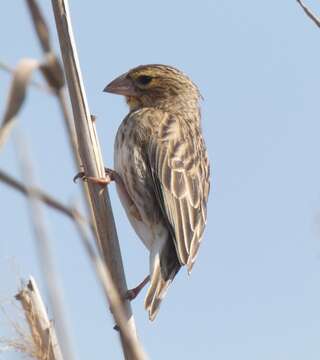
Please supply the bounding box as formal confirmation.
[148,111,210,269]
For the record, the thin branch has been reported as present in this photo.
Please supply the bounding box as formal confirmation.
[0,168,88,225]
[16,277,63,360]
[297,0,320,28]
[25,0,88,225]
[50,1,144,359]
[25,0,51,52]
[15,135,76,360]
[72,211,147,360]
[0,168,146,359]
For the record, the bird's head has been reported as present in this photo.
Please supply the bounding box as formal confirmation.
[103,64,201,112]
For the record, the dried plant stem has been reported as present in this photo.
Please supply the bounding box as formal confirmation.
[297,0,320,28]
[16,136,76,360]
[56,88,81,168]
[0,168,89,226]
[0,169,146,359]
[0,63,83,202]
[50,1,144,359]
[25,0,82,170]
[72,213,147,360]
[16,277,63,360]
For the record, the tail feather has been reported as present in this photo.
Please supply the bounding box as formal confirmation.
[144,257,174,321]
[144,230,204,318]
[145,232,181,320]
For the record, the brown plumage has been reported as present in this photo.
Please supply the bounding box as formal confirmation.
[104,64,210,320]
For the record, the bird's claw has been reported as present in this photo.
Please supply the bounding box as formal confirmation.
[73,170,112,186]
[124,276,150,301]
[73,171,86,183]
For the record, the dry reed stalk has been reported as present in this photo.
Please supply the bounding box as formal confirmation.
[0,168,147,358]
[0,301,40,359]
[16,136,76,360]
[71,210,147,360]
[16,277,64,360]
[50,1,145,359]
[0,169,89,226]
[25,0,81,170]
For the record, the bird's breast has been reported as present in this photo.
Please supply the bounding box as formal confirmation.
[114,118,163,248]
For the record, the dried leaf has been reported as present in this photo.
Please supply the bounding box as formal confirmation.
[0,58,39,150]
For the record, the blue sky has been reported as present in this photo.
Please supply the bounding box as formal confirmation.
[1,1,320,359]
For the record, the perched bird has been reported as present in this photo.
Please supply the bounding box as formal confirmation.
[103,64,210,320]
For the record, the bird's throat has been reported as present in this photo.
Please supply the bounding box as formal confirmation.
[126,96,143,111]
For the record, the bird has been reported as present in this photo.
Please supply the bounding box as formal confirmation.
[102,64,210,321]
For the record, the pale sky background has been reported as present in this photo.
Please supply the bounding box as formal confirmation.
[1,1,320,359]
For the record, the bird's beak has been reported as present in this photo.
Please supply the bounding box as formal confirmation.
[103,73,137,96]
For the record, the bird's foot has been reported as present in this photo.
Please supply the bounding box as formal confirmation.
[113,275,150,331]
[73,168,116,186]
[125,275,150,301]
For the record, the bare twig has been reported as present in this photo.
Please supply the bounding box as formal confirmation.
[0,0,64,152]
[0,168,91,228]
[50,1,144,359]
[16,277,63,360]
[25,1,65,92]
[25,0,51,52]
[16,136,76,360]
[25,0,86,218]
[297,0,320,28]
[72,211,147,360]
[0,165,146,358]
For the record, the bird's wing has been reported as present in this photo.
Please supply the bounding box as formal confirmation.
[147,111,210,270]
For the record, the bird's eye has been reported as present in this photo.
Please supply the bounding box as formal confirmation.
[136,75,152,86]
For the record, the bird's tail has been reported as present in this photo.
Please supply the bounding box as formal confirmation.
[144,240,181,321]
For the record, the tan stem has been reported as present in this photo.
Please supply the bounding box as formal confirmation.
[50,1,145,359]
